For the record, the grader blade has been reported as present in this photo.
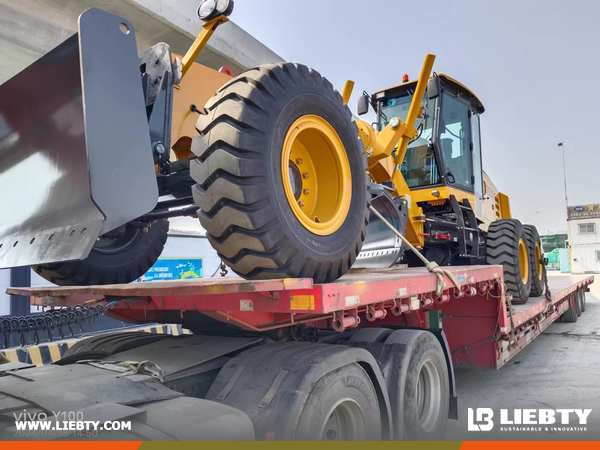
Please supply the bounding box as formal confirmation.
[0,9,157,268]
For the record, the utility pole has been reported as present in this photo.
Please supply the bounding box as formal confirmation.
[558,142,572,271]
[558,142,569,212]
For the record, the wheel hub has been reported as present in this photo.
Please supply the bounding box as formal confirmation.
[416,359,442,433]
[321,399,368,440]
[92,225,142,255]
[518,238,529,284]
[281,115,352,236]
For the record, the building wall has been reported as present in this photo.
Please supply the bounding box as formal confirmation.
[569,217,600,273]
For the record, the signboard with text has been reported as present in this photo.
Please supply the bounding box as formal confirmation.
[567,204,600,221]
[137,258,203,282]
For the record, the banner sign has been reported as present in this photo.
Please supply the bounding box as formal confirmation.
[137,258,203,282]
[567,204,600,220]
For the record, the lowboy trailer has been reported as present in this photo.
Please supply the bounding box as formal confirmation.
[0,266,592,441]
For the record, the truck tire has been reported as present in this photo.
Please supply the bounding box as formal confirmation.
[191,63,369,283]
[294,363,382,441]
[33,220,168,286]
[348,327,393,345]
[486,219,531,304]
[385,330,449,440]
[577,290,583,317]
[580,289,587,313]
[523,225,546,297]
[562,294,578,323]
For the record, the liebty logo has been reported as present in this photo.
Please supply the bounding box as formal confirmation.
[468,408,494,431]
[468,408,592,432]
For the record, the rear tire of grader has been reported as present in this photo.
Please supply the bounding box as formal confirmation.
[486,219,531,304]
[191,63,369,283]
[523,224,547,297]
[33,220,169,286]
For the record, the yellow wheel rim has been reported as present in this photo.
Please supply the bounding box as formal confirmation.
[281,115,352,236]
[518,238,529,284]
[535,242,543,281]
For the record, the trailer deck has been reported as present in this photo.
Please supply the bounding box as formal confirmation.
[7,266,593,370]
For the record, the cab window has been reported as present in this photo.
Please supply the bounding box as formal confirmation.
[471,113,484,198]
[382,96,440,188]
[439,93,473,191]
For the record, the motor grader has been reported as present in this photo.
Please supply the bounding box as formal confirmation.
[0,1,546,304]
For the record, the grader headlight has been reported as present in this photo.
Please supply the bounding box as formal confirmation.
[197,0,234,21]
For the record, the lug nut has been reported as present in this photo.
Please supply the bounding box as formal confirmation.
[296,158,303,165]
[303,189,310,195]
[298,201,305,207]
[302,173,309,179]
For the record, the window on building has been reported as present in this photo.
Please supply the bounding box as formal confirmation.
[578,223,596,235]
[596,251,600,262]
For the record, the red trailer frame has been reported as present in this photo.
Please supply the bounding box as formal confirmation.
[9,266,593,370]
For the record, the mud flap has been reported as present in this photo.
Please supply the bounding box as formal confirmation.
[0,9,157,268]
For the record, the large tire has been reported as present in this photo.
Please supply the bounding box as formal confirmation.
[384,330,449,440]
[577,290,583,317]
[580,289,587,313]
[191,63,369,283]
[294,363,382,441]
[486,219,531,304]
[348,327,393,345]
[562,294,578,323]
[33,220,168,286]
[523,224,546,297]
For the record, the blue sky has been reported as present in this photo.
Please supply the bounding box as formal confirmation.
[231,0,600,234]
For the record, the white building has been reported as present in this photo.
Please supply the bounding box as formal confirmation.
[568,204,600,274]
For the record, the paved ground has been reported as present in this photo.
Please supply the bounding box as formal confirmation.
[444,274,600,441]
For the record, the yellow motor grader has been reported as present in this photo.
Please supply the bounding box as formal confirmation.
[0,1,545,303]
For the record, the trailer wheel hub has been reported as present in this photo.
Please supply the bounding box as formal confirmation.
[281,115,351,236]
[417,359,443,433]
[321,399,368,440]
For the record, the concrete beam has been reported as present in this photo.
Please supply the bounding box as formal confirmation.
[0,0,283,84]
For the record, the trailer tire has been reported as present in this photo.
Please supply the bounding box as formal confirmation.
[294,363,382,441]
[523,225,546,297]
[385,330,449,440]
[486,219,531,304]
[190,63,369,283]
[33,220,168,286]
[577,290,583,317]
[580,290,587,313]
[562,295,578,323]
